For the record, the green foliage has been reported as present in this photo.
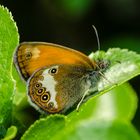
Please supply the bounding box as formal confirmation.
[54,119,140,140]
[103,35,140,53]
[21,115,140,140]
[89,48,140,91]
[0,5,140,140]
[21,83,140,140]
[68,83,138,122]
[2,126,17,140]
[21,115,66,140]
[41,0,94,20]
[0,5,19,138]
[59,0,94,16]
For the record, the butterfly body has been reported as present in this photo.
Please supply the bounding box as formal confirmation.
[14,42,109,114]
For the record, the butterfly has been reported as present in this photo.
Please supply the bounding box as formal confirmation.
[14,42,109,114]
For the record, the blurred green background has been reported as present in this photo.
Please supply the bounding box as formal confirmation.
[1,0,140,133]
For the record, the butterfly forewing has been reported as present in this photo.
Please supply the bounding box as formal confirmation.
[14,42,95,81]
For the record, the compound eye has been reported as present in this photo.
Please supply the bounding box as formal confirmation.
[49,67,58,75]
[41,92,50,103]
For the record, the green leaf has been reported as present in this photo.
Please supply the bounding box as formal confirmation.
[0,4,19,137]
[21,115,66,140]
[89,48,140,92]
[2,126,17,140]
[21,115,140,140]
[12,68,38,133]
[68,83,138,122]
[54,119,140,140]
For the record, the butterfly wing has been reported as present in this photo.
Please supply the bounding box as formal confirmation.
[27,64,93,114]
[14,42,95,81]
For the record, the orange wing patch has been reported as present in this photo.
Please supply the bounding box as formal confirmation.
[14,42,95,81]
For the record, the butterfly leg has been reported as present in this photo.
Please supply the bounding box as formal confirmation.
[76,89,90,112]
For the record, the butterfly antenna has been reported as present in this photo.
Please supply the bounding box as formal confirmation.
[92,26,110,83]
[92,25,100,51]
